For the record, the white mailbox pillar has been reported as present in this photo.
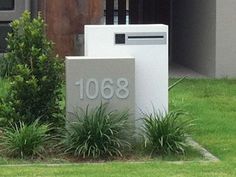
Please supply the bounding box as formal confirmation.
[85,25,168,127]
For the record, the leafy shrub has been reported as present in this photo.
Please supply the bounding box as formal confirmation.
[0,11,64,126]
[63,103,132,159]
[0,79,9,99]
[0,120,51,158]
[0,56,9,78]
[142,110,193,155]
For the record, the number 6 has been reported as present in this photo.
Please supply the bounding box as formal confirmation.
[101,78,114,99]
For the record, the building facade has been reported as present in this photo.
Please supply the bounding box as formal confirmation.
[172,0,236,78]
[0,0,236,78]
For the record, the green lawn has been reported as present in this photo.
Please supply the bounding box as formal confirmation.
[0,162,235,177]
[0,78,236,176]
[170,79,236,162]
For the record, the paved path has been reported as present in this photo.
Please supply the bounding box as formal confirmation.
[169,63,207,78]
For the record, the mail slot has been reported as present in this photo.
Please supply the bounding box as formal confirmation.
[115,32,167,45]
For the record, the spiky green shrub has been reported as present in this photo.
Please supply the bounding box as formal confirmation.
[142,111,193,155]
[63,103,132,159]
[0,79,9,99]
[0,120,51,158]
[0,11,64,126]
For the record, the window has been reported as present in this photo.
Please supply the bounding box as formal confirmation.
[0,0,14,11]
[0,22,11,53]
[104,0,129,25]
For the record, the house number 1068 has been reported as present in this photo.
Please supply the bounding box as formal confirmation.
[75,78,129,100]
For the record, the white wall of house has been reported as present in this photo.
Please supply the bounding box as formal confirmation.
[216,0,236,78]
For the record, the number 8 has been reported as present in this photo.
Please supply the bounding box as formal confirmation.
[116,78,129,99]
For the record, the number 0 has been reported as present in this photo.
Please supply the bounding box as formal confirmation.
[86,79,99,99]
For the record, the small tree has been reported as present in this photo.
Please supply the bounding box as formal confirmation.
[0,11,64,127]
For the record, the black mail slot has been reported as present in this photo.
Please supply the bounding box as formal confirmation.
[128,36,164,39]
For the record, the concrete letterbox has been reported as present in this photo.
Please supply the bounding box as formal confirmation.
[66,56,135,124]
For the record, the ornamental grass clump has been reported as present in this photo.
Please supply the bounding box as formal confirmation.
[63,103,132,159]
[142,110,193,155]
[0,120,51,158]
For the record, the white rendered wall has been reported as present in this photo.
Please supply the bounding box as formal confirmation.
[85,25,168,126]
